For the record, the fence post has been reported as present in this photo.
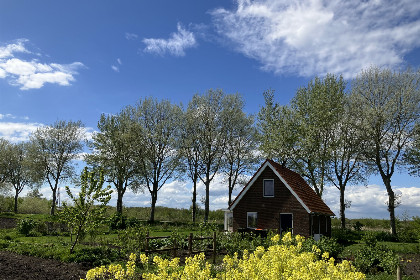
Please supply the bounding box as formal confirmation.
[188,233,193,257]
[145,231,149,256]
[212,232,217,264]
[397,265,401,280]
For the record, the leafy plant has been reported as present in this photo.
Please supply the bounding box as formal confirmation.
[59,167,112,253]
[17,218,37,236]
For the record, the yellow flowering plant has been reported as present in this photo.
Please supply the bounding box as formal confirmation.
[83,233,365,280]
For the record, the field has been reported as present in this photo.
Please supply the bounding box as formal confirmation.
[0,206,419,279]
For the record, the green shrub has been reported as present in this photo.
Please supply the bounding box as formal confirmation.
[332,228,362,245]
[354,243,399,275]
[66,246,121,266]
[108,213,128,230]
[300,236,343,259]
[17,218,37,236]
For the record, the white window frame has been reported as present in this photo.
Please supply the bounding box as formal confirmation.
[263,179,274,197]
[247,212,258,229]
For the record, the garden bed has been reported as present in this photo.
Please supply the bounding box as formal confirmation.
[0,251,88,280]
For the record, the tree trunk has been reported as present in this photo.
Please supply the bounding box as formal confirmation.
[50,188,57,215]
[385,183,397,236]
[228,176,232,206]
[14,189,19,214]
[149,182,158,223]
[116,188,124,215]
[204,178,210,223]
[339,185,346,229]
[192,178,197,223]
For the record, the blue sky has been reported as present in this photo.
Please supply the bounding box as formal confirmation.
[1,0,420,219]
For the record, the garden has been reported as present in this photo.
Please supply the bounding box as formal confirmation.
[0,196,419,280]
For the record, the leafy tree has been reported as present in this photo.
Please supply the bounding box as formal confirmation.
[87,111,143,215]
[2,142,43,213]
[187,89,228,222]
[290,74,346,197]
[352,66,420,236]
[258,75,346,197]
[180,109,202,223]
[0,138,12,185]
[59,167,112,253]
[257,90,298,166]
[222,94,259,205]
[326,96,368,229]
[127,98,183,223]
[404,123,420,176]
[29,120,85,215]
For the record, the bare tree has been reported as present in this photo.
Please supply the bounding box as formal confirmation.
[30,120,85,215]
[352,66,420,236]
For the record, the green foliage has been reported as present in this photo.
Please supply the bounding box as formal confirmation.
[331,228,363,245]
[17,218,37,236]
[59,167,112,252]
[108,212,128,230]
[300,236,343,259]
[115,225,149,256]
[66,246,122,267]
[397,216,420,243]
[354,241,399,275]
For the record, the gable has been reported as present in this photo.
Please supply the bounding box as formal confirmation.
[229,160,334,216]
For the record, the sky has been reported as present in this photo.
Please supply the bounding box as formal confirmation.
[1,0,420,219]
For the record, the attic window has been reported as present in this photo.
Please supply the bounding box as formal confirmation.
[263,179,274,197]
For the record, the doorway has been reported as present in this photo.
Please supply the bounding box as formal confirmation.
[280,213,293,235]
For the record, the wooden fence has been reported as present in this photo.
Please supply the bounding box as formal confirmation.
[144,232,217,264]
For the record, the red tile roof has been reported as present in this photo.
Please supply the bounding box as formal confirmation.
[230,159,335,216]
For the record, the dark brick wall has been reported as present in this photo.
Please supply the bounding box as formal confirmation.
[232,166,312,237]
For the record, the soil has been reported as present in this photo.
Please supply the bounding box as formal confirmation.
[0,251,89,280]
[401,253,420,279]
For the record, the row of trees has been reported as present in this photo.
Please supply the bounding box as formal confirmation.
[0,90,257,223]
[258,66,420,235]
[1,66,419,235]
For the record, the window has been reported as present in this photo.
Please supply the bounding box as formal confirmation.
[263,179,274,197]
[247,212,258,229]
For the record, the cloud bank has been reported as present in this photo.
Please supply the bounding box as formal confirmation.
[210,0,420,78]
[143,23,197,56]
[0,121,42,142]
[0,39,84,90]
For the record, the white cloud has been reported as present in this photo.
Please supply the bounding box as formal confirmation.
[0,121,43,142]
[125,32,139,40]
[143,23,197,56]
[0,39,84,90]
[211,0,420,78]
[323,184,420,219]
[111,65,119,72]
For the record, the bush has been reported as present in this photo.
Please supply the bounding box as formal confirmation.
[301,236,343,259]
[17,218,37,236]
[332,228,362,245]
[108,213,128,230]
[66,246,122,267]
[354,242,399,275]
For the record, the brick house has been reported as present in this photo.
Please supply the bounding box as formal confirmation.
[224,159,335,238]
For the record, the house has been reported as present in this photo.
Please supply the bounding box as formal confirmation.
[224,159,335,239]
